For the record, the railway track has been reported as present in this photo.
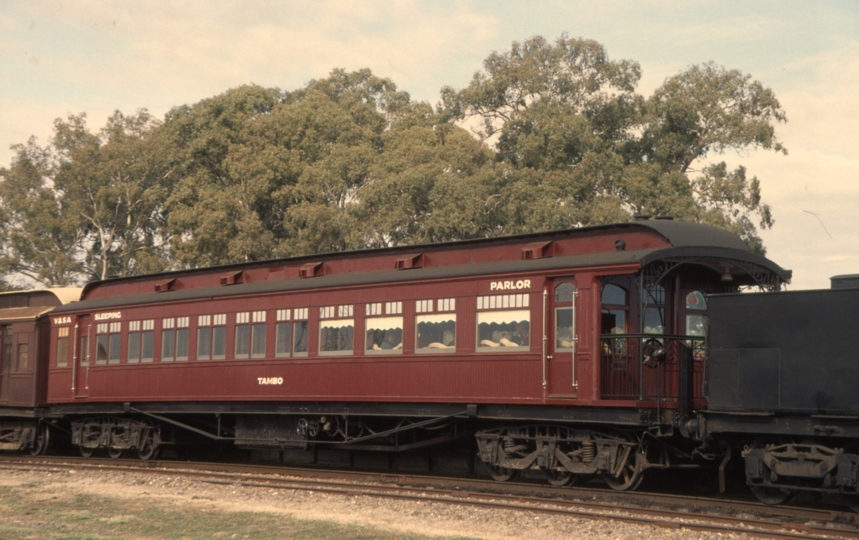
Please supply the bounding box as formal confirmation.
[2,454,857,539]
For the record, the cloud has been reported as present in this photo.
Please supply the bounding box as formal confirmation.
[747,44,859,289]
[2,2,858,293]
[1,1,502,164]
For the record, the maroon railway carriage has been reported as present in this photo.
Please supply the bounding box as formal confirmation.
[0,288,81,453]
[43,220,789,486]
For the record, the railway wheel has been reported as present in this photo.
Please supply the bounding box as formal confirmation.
[136,432,158,461]
[604,436,645,491]
[749,485,796,506]
[28,424,49,456]
[79,446,95,458]
[842,495,859,513]
[486,464,516,482]
[842,445,859,512]
[543,468,574,487]
[747,438,796,505]
[107,447,123,459]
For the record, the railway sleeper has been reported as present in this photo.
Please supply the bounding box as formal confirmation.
[743,441,859,504]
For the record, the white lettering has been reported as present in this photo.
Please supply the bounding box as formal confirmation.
[489,279,532,291]
[53,316,72,325]
[94,312,122,321]
[258,377,284,386]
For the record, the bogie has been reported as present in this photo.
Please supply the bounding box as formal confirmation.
[71,417,163,461]
[475,426,652,490]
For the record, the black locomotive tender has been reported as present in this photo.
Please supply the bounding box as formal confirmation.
[1,220,858,510]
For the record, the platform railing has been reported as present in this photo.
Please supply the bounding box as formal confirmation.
[599,334,706,402]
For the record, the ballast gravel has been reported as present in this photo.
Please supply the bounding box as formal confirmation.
[0,467,754,539]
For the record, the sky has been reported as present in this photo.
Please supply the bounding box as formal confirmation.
[1,0,857,290]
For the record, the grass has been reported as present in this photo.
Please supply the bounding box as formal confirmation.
[0,485,481,540]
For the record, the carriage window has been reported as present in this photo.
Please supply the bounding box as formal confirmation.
[415,298,456,353]
[477,310,530,351]
[197,314,226,360]
[128,322,140,363]
[176,318,189,361]
[275,310,291,357]
[643,284,665,334]
[251,312,266,358]
[57,327,69,368]
[601,284,628,335]
[366,317,404,353]
[292,314,310,356]
[16,343,29,371]
[685,291,708,337]
[128,320,155,363]
[235,311,267,359]
[96,322,121,365]
[213,315,226,359]
[476,293,529,352]
[162,318,176,362]
[197,316,211,360]
[161,317,189,361]
[235,313,250,358]
[319,305,354,355]
[416,314,456,351]
[275,308,308,357]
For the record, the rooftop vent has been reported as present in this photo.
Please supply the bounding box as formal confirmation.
[154,278,177,292]
[522,241,553,260]
[299,262,324,278]
[220,270,244,286]
[395,253,423,270]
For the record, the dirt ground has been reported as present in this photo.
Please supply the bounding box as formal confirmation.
[0,467,749,539]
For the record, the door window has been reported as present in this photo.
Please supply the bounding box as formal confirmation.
[601,284,628,335]
[685,291,708,337]
[554,282,576,352]
[643,284,666,334]
[57,327,70,367]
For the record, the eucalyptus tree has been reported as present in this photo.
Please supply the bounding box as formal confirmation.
[353,102,497,246]
[441,35,787,252]
[53,111,172,280]
[0,110,171,286]
[163,69,414,266]
[635,62,785,251]
[441,34,645,234]
[0,137,84,287]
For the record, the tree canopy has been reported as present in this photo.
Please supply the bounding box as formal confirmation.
[0,35,787,288]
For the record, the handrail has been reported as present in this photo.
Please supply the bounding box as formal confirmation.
[598,334,707,402]
[541,288,548,390]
